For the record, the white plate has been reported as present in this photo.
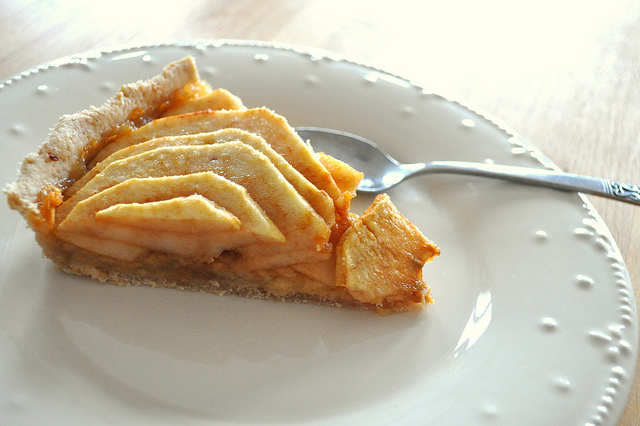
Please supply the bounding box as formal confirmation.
[0,41,637,425]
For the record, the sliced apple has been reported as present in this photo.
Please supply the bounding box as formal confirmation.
[162,88,245,116]
[60,143,331,268]
[59,222,258,260]
[58,231,147,261]
[316,152,363,209]
[60,172,284,243]
[335,194,439,307]
[89,108,345,209]
[95,195,241,233]
[58,172,286,260]
[65,129,336,229]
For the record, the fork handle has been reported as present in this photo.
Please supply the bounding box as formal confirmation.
[417,161,640,206]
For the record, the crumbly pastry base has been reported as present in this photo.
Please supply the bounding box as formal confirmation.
[37,232,419,312]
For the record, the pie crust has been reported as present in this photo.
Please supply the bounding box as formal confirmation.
[5,56,439,314]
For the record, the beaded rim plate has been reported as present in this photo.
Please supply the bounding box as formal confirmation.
[0,41,637,425]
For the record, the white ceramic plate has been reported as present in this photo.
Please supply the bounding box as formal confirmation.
[0,41,637,425]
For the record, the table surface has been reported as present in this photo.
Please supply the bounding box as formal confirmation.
[1,1,638,424]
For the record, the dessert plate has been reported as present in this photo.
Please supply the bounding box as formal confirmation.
[0,41,636,425]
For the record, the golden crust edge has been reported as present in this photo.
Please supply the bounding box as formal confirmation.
[4,56,201,230]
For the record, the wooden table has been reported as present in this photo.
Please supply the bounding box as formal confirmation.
[1,1,638,423]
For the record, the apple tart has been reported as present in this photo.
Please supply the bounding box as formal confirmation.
[5,56,439,313]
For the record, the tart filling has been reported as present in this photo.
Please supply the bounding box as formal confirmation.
[5,56,439,314]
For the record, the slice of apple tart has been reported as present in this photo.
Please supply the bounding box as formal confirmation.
[5,56,439,313]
